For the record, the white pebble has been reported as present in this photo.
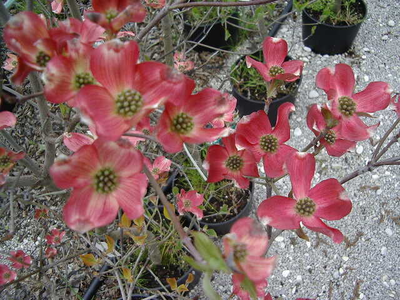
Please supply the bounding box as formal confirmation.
[363,47,370,52]
[388,20,395,27]
[377,189,383,195]
[309,90,319,98]
[384,282,390,288]
[294,128,302,136]
[356,145,364,154]
[381,246,387,255]
[296,275,302,282]
[333,271,340,279]
[282,270,291,277]
[339,268,344,275]
[359,293,365,299]
[390,279,396,285]
[364,75,369,82]
[382,35,389,41]
[303,46,312,52]
[275,236,284,242]
[385,228,393,236]
[342,256,349,262]
[372,174,379,180]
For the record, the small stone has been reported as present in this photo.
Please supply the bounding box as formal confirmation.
[381,246,387,255]
[388,20,395,27]
[382,35,389,41]
[342,256,349,262]
[372,174,379,180]
[390,279,396,285]
[294,128,302,136]
[364,75,369,82]
[276,236,284,242]
[359,293,365,299]
[384,282,390,288]
[356,145,364,154]
[383,275,389,281]
[377,189,383,195]
[362,55,367,59]
[309,90,319,98]
[303,46,312,52]
[296,275,302,282]
[363,47,370,52]
[339,268,344,275]
[282,270,291,277]
[333,271,340,279]
[385,228,393,236]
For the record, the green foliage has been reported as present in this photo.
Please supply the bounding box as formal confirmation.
[188,0,236,25]
[203,272,222,300]
[295,0,364,25]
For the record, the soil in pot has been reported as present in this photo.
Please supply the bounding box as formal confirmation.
[183,4,239,51]
[230,51,301,126]
[302,0,367,54]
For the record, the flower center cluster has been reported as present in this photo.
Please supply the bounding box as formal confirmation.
[233,243,248,262]
[260,134,278,153]
[115,89,143,117]
[338,96,356,117]
[105,9,118,21]
[4,273,10,279]
[36,51,51,67]
[183,199,192,209]
[0,155,11,170]
[225,155,243,171]
[94,168,118,194]
[152,167,160,174]
[74,72,94,89]
[295,197,316,217]
[171,112,194,134]
[325,130,336,145]
[269,65,285,77]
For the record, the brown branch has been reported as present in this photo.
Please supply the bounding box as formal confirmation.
[372,118,400,162]
[301,129,327,153]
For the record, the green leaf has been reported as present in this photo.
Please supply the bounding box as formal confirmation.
[192,232,229,272]
[202,272,222,300]
[59,103,71,118]
[240,276,258,300]
[224,27,231,41]
[172,186,179,195]
[220,204,229,214]
[206,229,218,238]
[183,255,212,273]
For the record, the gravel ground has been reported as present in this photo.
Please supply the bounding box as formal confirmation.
[1,1,399,299]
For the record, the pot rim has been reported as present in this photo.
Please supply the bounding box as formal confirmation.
[302,0,367,29]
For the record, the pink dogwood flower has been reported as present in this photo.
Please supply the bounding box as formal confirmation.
[257,152,352,243]
[34,208,49,220]
[246,37,303,83]
[0,112,17,130]
[173,52,194,73]
[176,189,204,219]
[51,0,64,14]
[4,12,56,85]
[85,0,146,34]
[157,87,231,153]
[316,63,391,141]
[8,250,32,269]
[210,93,237,128]
[63,132,94,152]
[223,218,276,288]
[2,53,18,71]
[76,40,165,141]
[307,104,356,157]
[0,148,25,186]
[204,133,258,189]
[143,156,172,180]
[233,273,267,300]
[50,139,148,233]
[236,103,297,178]
[0,265,16,285]
[46,229,66,245]
[45,247,58,259]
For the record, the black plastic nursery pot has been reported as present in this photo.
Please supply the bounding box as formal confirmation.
[302,0,367,55]
[231,53,302,127]
[183,13,239,52]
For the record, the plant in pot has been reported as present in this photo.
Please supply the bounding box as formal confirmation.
[297,0,367,54]
[183,0,239,51]
[231,36,303,126]
[174,134,258,235]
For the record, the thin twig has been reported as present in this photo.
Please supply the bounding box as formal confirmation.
[183,144,207,181]
[371,118,400,162]
[122,132,158,143]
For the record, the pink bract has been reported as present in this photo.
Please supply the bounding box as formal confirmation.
[51,0,64,14]
[8,250,32,269]
[316,63,392,141]
[0,264,17,286]
[86,0,146,34]
[143,156,172,180]
[223,217,276,284]
[307,104,356,157]
[46,228,66,245]
[236,103,297,178]
[257,152,352,243]
[246,37,303,83]
[2,53,18,71]
[157,87,231,153]
[0,111,17,130]
[76,40,163,141]
[63,132,94,152]
[45,247,58,259]
[204,133,258,189]
[50,139,148,233]
[210,93,237,128]
[0,148,25,186]
[176,189,204,219]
